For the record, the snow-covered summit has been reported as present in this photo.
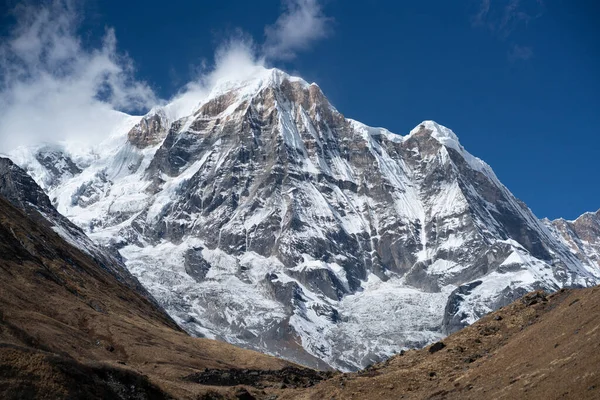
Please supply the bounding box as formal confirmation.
[407,120,464,152]
[209,67,309,96]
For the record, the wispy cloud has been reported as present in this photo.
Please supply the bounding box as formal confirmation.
[472,0,492,28]
[0,0,333,153]
[138,0,333,120]
[470,0,544,60]
[263,0,332,61]
[166,0,334,119]
[165,37,266,121]
[472,0,544,35]
[509,44,534,61]
[0,0,157,152]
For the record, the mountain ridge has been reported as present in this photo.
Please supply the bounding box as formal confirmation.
[8,66,600,370]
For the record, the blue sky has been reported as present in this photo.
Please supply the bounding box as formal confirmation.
[0,0,598,220]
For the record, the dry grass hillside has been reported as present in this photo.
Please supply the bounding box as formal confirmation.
[282,286,600,399]
[2,188,600,399]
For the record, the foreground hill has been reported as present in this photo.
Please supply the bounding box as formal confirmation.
[1,157,599,399]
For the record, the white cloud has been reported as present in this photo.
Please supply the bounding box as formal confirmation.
[0,0,333,154]
[209,35,266,85]
[163,36,266,121]
[0,0,157,153]
[473,0,544,38]
[470,0,544,61]
[509,44,534,61]
[263,0,331,61]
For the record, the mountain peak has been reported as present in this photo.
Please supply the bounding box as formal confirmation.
[404,120,498,177]
[265,67,310,87]
[208,67,309,99]
[408,120,460,146]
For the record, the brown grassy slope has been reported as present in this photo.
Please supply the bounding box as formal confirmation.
[279,287,600,399]
[0,195,291,399]
[3,184,600,400]
[0,343,171,400]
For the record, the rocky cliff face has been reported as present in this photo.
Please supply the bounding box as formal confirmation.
[10,67,600,371]
[544,211,600,273]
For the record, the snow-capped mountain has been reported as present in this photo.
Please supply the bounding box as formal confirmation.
[10,67,600,371]
[544,211,600,273]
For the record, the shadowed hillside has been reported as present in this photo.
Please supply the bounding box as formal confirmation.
[2,156,600,399]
